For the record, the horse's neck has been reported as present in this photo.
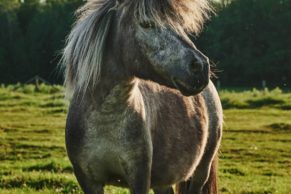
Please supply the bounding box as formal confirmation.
[89,77,142,114]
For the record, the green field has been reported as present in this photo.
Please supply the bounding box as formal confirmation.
[0,84,291,194]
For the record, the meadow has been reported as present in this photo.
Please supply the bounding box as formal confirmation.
[0,84,291,194]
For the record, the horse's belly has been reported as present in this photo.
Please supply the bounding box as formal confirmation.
[150,152,202,187]
[150,125,208,186]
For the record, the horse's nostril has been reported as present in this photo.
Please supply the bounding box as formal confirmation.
[190,61,203,73]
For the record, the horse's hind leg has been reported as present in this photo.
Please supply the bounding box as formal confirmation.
[175,120,222,194]
[188,157,217,194]
[153,187,174,194]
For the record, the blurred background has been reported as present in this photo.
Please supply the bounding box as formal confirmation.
[0,0,290,88]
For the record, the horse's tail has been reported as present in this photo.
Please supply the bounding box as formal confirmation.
[175,156,218,194]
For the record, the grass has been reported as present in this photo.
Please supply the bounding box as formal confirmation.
[219,87,291,110]
[0,84,291,194]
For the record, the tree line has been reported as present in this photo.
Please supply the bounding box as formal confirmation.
[0,0,82,84]
[0,0,290,87]
[198,0,291,88]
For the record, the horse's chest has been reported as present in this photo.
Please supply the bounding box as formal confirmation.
[79,135,124,181]
[79,112,124,167]
[76,109,145,182]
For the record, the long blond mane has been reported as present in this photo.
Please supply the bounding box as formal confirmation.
[62,0,212,97]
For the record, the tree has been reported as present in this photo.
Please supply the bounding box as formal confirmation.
[198,0,291,88]
[0,0,82,83]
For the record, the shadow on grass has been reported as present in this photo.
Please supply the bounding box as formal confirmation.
[267,123,291,132]
[222,97,287,109]
[222,168,246,176]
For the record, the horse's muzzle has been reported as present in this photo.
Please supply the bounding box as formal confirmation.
[172,64,209,96]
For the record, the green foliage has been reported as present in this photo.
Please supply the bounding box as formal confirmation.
[198,0,291,87]
[0,0,83,84]
[0,0,290,87]
[1,84,291,193]
[220,87,291,109]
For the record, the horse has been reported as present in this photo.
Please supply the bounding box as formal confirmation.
[61,0,223,193]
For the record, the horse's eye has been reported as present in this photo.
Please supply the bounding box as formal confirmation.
[140,21,155,29]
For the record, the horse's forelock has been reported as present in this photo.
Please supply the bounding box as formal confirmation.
[131,0,213,34]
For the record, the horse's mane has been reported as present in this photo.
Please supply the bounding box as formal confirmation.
[62,0,212,97]
[132,0,212,34]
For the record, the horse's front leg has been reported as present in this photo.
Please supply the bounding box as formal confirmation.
[120,130,152,194]
[153,187,174,194]
[128,168,151,194]
[73,165,104,194]
[121,111,152,194]
[121,149,152,194]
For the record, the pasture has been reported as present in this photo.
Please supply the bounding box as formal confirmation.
[0,84,291,194]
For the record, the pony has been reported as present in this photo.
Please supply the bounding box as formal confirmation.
[62,0,223,193]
